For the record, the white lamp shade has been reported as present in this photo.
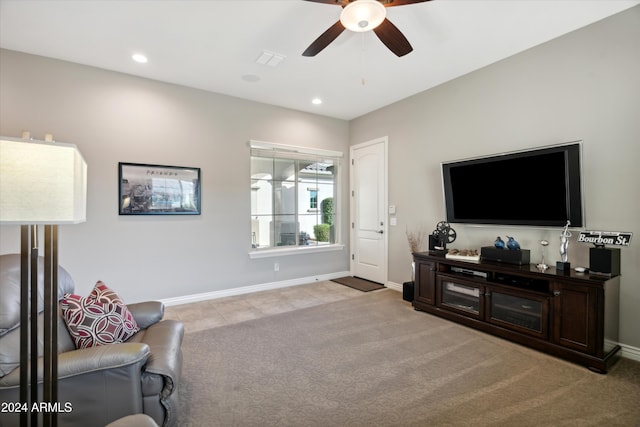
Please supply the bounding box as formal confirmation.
[340,0,387,33]
[0,137,87,224]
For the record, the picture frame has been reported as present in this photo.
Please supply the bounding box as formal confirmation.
[118,162,201,215]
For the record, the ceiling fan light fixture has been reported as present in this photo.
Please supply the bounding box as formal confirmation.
[340,0,386,33]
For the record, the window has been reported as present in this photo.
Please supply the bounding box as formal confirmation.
[250,141,341,251]
[309,189,318,210]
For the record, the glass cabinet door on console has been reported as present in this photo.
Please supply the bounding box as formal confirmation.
[437,276,484,319]
[486,288,549,339]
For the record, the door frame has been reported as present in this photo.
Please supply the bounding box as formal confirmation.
[349,136,388,284]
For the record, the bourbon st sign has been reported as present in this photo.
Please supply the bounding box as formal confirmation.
[577,231,633,247]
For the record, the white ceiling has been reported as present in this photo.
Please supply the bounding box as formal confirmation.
[1,0,638,120]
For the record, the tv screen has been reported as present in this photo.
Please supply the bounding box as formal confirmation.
[441,143,583,227]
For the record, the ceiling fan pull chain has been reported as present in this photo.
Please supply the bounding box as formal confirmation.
[361,33,366,86]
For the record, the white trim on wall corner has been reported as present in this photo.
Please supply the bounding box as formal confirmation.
[385,281,403,293]
[160,270,351,307]
[620,342,640,362]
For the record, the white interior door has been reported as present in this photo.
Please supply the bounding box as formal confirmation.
[350,137,387,284]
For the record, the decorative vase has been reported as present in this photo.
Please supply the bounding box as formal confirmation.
[506,236,521,250]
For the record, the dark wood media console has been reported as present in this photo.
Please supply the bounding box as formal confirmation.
[412,252,621,373]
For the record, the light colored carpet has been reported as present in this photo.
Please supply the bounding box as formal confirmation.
[178,289,640,427]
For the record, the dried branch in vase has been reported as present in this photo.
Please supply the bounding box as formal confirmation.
[406,226,427,253]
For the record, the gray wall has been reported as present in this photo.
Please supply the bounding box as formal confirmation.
[350,7,640,349]
[0,49,351,302]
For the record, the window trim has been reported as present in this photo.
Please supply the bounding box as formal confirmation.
[249,140,344,159]
[248,243,345,259]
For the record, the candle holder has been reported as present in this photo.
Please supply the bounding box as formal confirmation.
[537,239,549,271]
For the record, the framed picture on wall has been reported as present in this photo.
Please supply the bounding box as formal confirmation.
[118,162,201,215]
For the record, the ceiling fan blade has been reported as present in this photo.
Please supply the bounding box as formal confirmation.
[303,0,349,5]
[302,21,345,57]
[373,18,413,57]
[304,0,430,5]
[381,0,431,6]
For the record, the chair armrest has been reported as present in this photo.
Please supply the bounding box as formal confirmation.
[0,343,150,387]
[128,301,164,329]
[1,344,152,426]
[142,320,183,381]
[136,320,184,426]
[58,342,151,379]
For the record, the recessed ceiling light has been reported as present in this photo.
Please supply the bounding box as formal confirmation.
[132,53,148,64]
[312,98,322,105]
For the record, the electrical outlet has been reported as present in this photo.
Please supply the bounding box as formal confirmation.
[274,262,279,271]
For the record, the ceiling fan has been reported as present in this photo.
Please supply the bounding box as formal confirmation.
[302,0,432,57]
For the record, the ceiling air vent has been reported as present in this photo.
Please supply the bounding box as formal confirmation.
[255,50,286,67]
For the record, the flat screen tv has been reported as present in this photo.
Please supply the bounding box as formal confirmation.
[441,142,584,227]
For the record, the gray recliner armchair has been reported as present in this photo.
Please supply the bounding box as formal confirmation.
[0,254,184,427]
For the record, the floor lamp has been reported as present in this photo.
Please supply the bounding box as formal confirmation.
[0,136,87,427]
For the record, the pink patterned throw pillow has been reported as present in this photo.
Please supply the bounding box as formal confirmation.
[61,281,140,349]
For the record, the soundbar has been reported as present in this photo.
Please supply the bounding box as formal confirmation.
[480,246,530,265]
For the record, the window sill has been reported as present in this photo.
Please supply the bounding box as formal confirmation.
[248,244,345,259]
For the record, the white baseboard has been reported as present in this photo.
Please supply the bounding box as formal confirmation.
[160,270,351,307]
[620,342,640,362]
[385,281,403,293]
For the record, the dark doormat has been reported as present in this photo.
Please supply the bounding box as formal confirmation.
[331,276,385,292]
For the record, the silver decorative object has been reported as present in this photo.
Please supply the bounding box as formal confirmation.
[537,239,549,271]
[559,220,572,263]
